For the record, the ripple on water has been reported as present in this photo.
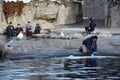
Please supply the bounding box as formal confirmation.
[0,56,120,80]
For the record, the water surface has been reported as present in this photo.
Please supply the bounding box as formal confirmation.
[0,56,120,80]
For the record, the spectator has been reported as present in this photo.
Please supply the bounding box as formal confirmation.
[6,22,15,37]
[15,24,23,35]
[85,18,96,33]
[25,21,33,37]
[34,23,41,34]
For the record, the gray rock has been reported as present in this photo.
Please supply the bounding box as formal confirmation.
[0,1,82,33]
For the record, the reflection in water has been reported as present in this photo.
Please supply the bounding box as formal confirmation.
[84,58,97,67]
[63,57,98,79]
[0,56,120,80]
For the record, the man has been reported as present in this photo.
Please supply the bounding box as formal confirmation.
[6,22,15,37]
[85,18,96,33]
[26,21,33,36]
[15,24,23,35]
[80,36,98,56]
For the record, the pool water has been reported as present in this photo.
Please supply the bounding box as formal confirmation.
[0,56,120,80]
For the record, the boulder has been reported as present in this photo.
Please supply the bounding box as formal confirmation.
[56,3,79,24]
[35,2,59,20]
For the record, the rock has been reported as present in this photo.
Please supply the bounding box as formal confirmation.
[39,20,55,29]
[31,20,55,30]
[0,2,7,34]
[35,2,59,20]
[0,1,83,33]
[56,3,80,24]
[7,3,35,27]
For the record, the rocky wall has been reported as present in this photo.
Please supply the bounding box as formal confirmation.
[0,0,83,33]
[0,2,7,33]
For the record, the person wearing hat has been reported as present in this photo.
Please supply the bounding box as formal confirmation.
[34,23,41,34]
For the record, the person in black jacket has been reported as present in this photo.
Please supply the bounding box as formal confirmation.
[85,18,96,33]
[34,23,41,34]
[15,24,23,35]
[80,36,98,56]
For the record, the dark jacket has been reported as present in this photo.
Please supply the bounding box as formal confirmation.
[15,27,23,35]
[89,21,96,31]
[82,36,97,55]
[34,26,41,34]
[6,25,15,36]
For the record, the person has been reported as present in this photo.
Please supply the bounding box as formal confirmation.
[79,36,98,56]
[25,21,33,37]
[15,24,23,35]
[34,23,41,34]
[6,22,15,37]
[85,18,96,33]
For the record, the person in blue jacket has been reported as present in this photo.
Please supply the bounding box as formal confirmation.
[26,21,33,37]
[85,18,96,33]
[80,36,98,56]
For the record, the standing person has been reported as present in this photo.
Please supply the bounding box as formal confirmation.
[6,22,15,37]
[34,23,41,34]
[15,24,23,35]
[79,36,98,56]
[25,21,33,37]
[85,18,96,33]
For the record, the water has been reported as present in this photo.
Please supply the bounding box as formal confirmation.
[0,35,120,80]
[0,56,120,80]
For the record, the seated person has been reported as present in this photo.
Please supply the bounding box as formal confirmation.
[15,24,23,35]
[85,18,96,33]
[26,21,33,37]
[6,22,15,37]
[34,23,41,34]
